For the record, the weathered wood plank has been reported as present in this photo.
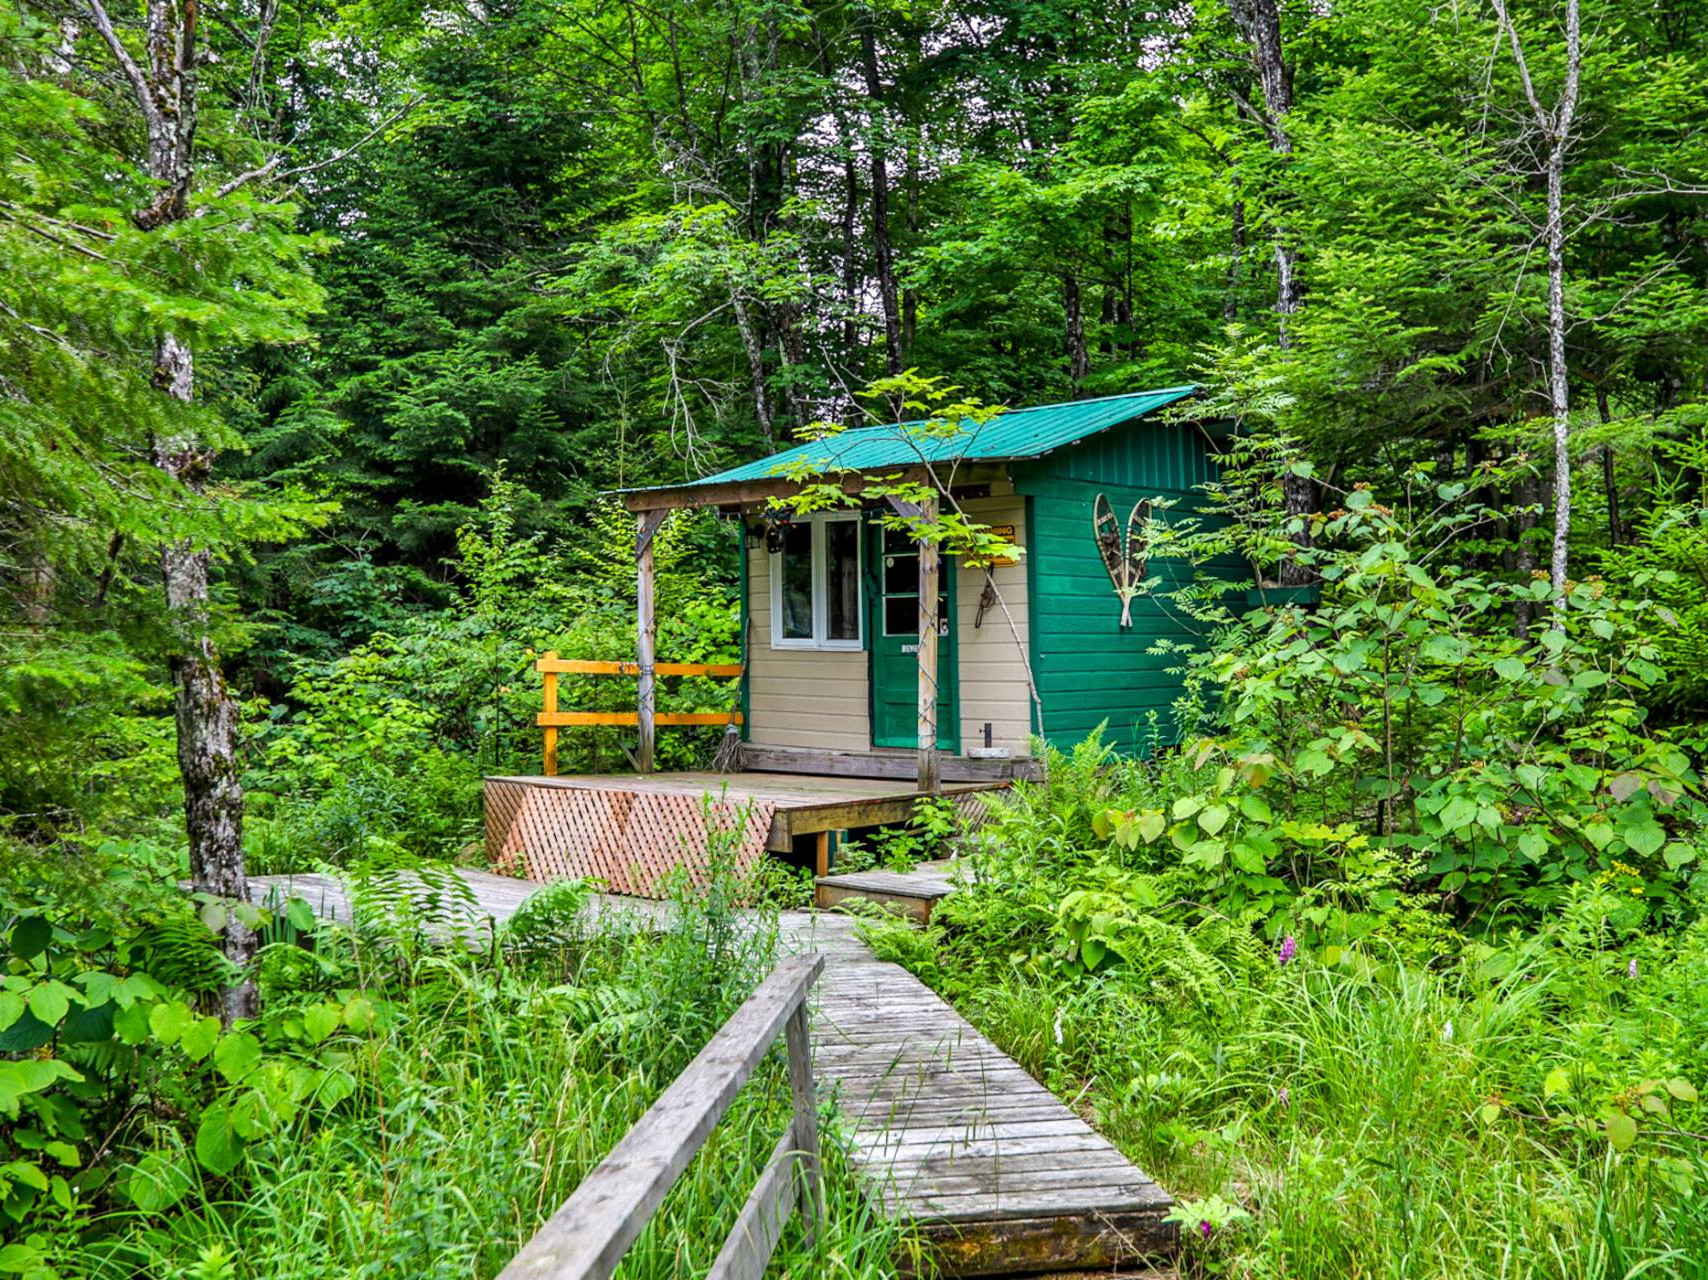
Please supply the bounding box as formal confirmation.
[738,742,1043,782]
[704,1131,798,1280]
[536,658,744,677]
[911,1209,1177,1277]
[497,952,823,1280]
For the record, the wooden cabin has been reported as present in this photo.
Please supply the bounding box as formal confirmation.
[485,385,1226,894]
[635,384,1219,776]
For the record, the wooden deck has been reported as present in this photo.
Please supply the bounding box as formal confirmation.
[484,771,1003,895]
[246,868,1174,1276]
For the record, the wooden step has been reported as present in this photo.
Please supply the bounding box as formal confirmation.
[814,862,959,922]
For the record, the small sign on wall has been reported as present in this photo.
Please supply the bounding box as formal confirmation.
[966,524,1018,568]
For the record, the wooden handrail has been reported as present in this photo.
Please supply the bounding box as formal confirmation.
[537,658,745,678]
[536,650,742,776]
[498,952,825,1280]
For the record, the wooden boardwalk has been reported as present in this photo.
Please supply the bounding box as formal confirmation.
[247,868,1175,1276]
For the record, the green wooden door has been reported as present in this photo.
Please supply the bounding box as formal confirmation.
[868,522,957,750]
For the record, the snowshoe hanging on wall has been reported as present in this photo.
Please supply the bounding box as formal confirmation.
[1093,493,1151,628]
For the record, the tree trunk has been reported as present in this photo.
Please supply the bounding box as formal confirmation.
[1514,467,1540,639]
[859,16,902,376]
[902,131,919,353]
[86,0,255,1019]
[1490,0,1581,601]
[732,294,777,450]
[1064,274,1089,395]
[1597,388,1622,546]
[1545,145,1573,597]
[155,337,257,1024]
[1226,171,1245,324]
[1228,0,1313,584]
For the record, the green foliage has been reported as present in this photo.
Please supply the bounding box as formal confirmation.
[1148,447,1708,927]
[883,757,1708,1280]
[0,842,904,1278]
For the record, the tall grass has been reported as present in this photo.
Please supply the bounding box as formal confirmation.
[76,870,908,1279]
[902,924,1708,1280]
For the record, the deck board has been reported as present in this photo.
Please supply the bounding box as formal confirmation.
[244,868,1175,1276]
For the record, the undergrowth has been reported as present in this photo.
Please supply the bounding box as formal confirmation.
[860,738,1708,1280]
[3,843,906,1279]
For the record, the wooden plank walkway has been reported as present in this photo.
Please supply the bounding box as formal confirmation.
[782,911,1174,1275]
[245,868,1175,1276]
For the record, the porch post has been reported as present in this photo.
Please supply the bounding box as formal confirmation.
[636,510,667,773]
[916,496,942,794]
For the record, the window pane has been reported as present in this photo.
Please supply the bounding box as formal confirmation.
[883,549,919,598]
[825,520,860,641]
[885,596,916,637]
[778,523,813,639]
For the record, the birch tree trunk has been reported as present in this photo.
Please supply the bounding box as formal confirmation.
[1227,0,1314,584]
[84,0,256,1020]
[1490,0,1582,600]
[859,13,902,376]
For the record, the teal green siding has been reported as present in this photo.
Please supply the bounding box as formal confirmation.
[1013,419,1224,756]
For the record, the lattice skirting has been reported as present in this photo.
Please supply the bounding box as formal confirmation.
[484,779,777,897]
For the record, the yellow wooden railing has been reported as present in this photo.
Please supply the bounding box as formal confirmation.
[535,651,743,775]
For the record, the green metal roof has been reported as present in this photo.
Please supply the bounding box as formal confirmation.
[639,385,1197,493]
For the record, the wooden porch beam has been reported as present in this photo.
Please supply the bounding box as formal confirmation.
[621,464,1007,513]
[636,509,668,773]
[884,493,942,795]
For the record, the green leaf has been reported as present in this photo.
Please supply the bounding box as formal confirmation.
[43,1140,79,1168]
[1439,795,1478,832]
[214,1032,262,1085]
[1478,1101,1502,1125]
[1135,811,1166,844]
[1493,656,1526,681]
[1604,1112,1638,1152]
[1543,1068,1570,1098]
[1421,635,1467,664]
[9,917,51,961]
[127,1152,193,1213]
[1197,804,1230,837]
[1517,830,1549,862]
[180,1016,221,1062]
[0,993,23,1032]
[148,1001,194,1046]
[1238,793,1273,823]
[1231,842,1267,874]
[195,1104,245,1176]
[1663,843,1697,870]
[113,1002,152,1045]
[302,1003,341,1045]
[1621,819,1666,858]
[25,981,73,1028]
[1666,1078,1698,1103]
[0,1243,44,1274]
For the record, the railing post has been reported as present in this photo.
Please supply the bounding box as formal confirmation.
[636,511,666,774]
[784,998,823,1243]
[540,651,559,777]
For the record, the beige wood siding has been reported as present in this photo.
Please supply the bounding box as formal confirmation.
[746,540,871,752]
[952,492,1032,756]
[743,492,1032,758]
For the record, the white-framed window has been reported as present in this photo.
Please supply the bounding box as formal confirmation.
[770,512,863,650]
